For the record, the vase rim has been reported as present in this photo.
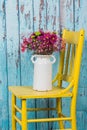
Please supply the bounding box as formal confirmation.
[33,54,52,58]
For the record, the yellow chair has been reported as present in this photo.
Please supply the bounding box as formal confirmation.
[9,29,85,130]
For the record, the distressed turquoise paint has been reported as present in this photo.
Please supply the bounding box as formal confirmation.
[33,0,40,31]
[0,100,2,129]
[75,1,87,130]
[19,0,36,130]
[37,0,47,30]
[0,0,87,130]
[75,1,87,33]
[19,0,34,85]
[0,0,9,129]
[5,0,21,130]
[77,111,85,130]
[84,111,87,130]
[59,0,74,30]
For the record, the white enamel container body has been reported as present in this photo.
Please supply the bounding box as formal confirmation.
[31,55,56,91]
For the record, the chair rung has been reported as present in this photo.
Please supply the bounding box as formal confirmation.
[27,117,72,123]
[14,105,22,113]
[14,116,22,125]
[54,128,72,130]
[27,108,56,111]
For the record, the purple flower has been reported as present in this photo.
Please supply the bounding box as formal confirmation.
[50,33,58,44]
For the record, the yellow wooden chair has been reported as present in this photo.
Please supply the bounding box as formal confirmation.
[9,29,85,130]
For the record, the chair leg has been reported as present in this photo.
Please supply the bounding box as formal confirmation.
[22,99,27,130]
[12,94,16,130]
[56,98,64,129]
[71,114,77,130]
[71,96,77,130]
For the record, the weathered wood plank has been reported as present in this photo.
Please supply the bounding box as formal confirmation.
[34,0,47,30]
[47,0,60,32]
[59,0,74,30]
[0,100,2,129]
[0,0,9,129]
[37,0,47,30]
[77,87,87,111]
[33,0,40,31]
[77,111,84,130]
[84,111,87,130]
[19,0,36,129]
[19,0,34,86]
[79,44,87,88]
[75,1,87,33]
[75,0,87,88]
[33,0,49,130]
[76,87,87,111]
[77,88,85,111]
[5,0,21,129]
[19,1,33,89]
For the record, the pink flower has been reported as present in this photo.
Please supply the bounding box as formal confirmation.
[21,44,27,52]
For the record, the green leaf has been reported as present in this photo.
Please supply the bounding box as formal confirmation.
[31,35,35,38]
[53,31,57,34]
[35,31,41,36]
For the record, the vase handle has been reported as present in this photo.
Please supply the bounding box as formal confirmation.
[31,55,37,64]
[50,55,56,64]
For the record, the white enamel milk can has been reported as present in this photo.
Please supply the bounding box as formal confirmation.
[31,55,56,91]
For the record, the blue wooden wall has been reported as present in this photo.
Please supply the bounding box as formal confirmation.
[0,0,87,130]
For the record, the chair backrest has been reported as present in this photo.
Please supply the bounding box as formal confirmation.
[55,29,85,91]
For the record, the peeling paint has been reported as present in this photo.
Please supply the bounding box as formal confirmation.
[20,4,24,14]
[2,1,5,12]
[39,0,47,29]
[40,0,44,10]
[33,16,36,21]
[25,13,30,20]
[15,59,19,68]
[3,32,6,40]
[78,0,80,8]
[66,0,71,9]
[53,16,56,26]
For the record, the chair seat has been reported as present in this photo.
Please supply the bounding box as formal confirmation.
[9,86,72,99]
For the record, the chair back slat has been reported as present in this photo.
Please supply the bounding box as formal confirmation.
[64,44,71,75]
[69,44,75,75]
[57,29,85,87]
[63,30,80,44]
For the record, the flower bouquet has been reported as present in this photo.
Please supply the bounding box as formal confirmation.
[21,30,65,54]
